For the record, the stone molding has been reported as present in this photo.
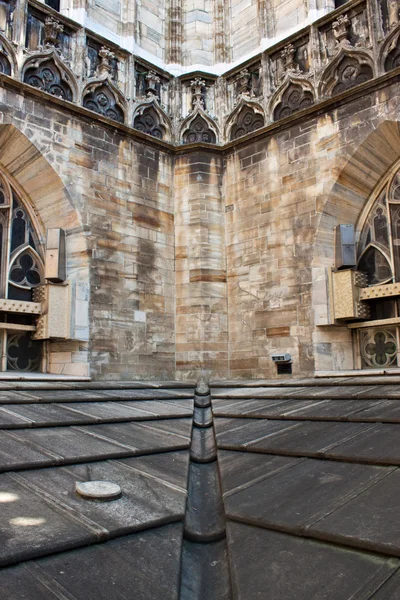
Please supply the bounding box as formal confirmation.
[0,0,395,146]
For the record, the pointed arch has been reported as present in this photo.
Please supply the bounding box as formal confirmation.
[225,98,265,141]
[315,120,400,266]
[318,47,375,98]
[82,78,126,124]
[180,108,218,144]
[22,50,78,102]
[269,75,315,122]
[133,100,171,141]
[0,32,17,76]
[379,23,400,73]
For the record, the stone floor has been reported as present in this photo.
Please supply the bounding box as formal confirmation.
[1,377,400,598]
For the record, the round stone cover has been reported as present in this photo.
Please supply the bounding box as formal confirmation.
[75,481,122,501]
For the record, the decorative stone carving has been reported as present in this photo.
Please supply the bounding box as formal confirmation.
[230,105,265,140]
[331,56,373,95]
[83,82,124,123]
[146,70,161,98]
[281,44,298,74]
[43,16,63,48]
[235,69,251,97]
[191,77,206,108]
[24,58,73,101]
[389,1,400,30]
[133,105,166,139]
[333,14,351,46]
[273,83,314,121]
[182,114,216,144]
[97,46,114,77]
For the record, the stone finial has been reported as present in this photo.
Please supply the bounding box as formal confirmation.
[145,70,160,97]
[389,1,399,29]
[97,46,115,77]
[190,77,206,108]
[235,68,251,96]
[333,14,351,46]
[44,16,63,47]
[281,43,297,73]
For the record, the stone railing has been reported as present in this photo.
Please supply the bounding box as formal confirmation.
[0,0,399,146]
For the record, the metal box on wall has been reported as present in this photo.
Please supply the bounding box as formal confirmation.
[334,224,356,270]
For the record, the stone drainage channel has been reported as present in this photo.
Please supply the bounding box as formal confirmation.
[179,381,232,599]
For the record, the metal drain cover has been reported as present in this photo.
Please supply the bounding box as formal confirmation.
[75,481,122,501]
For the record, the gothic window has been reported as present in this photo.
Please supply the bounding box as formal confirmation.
[24,59,73,101]
[355,162,400,369]
[273,84,314,121]
[83,84,124,123]
[45,0,60,10]
[182,115,216,144]
[133,106,166,139]
[385,44,400,72]
[0,171,44,372]
[230,106,265,140]
[331,56,373,96]
[0,51,10,75]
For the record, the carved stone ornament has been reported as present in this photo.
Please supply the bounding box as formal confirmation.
[235,69,251,97]
[333,14,351,46]
[43,16,63,48]
[146,70,160,97]
[191,77,206,109]
[389,1,400,29]
[24,59,73,101]
[331,56,373,95]
[133,105,166,139]
[281,43,298,74]
[273,83,314,121]
[83,83,124,123]
[230,105,265,140]
[97,46,114,77]
[182,114,216,144]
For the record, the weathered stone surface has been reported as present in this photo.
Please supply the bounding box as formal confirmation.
[227,522,399,600]
[180,540,231,600]
[0,524,183,600]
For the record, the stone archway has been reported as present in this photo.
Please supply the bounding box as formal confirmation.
[312,120,400,373]
[0,124,90,377]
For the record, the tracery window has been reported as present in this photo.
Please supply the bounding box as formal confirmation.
[0,171,44,372]
[356,161,400,368]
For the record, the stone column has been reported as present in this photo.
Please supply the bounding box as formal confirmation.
[166,0,183,65]
[175,151,228,381]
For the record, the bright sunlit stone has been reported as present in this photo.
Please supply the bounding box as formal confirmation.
[9,517,46,526]
[0,492,19,503]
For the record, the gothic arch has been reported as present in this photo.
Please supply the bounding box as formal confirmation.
[318,47,375,98]
[82,78,126,124]
[0,32,17,76]
[379,23,400,73]
[269,75,315,122]
[21,50,78,103]
[225,99,265,141]
[315,120,400,266]
[0,124,89,372]
[133,100,171,141]
[180,108,218,144]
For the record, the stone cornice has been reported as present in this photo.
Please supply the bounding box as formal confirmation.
[1,66,399,157]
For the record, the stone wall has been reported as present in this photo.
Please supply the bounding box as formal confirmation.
[224,81,400,378]
[0,84,175,380]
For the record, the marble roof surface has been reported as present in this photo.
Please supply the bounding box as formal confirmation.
[1,377,400,598]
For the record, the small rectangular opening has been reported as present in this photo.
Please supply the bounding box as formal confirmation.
[277,363,292,375]
[45,0,60,10]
